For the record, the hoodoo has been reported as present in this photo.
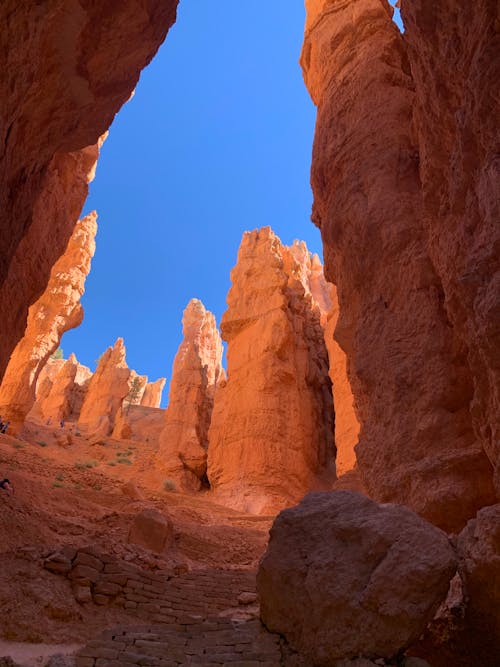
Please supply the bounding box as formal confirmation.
[158,299,224,492]
[0,212,97,432]
[207,228,335,513]
[77,337,131,438]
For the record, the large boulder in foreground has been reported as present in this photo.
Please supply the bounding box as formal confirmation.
[257,491,457,664]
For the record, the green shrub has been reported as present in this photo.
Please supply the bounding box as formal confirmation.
[37,441,47,447]
[117,457,132,465]
[52,482,64,488]
[12,442,24,450]
[55,473,64,482]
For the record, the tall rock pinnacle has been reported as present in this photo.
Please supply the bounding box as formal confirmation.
[0,212,97,431]
[207,228,335,514]
[158,299,224,492]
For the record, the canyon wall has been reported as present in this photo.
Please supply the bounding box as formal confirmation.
[400,0,500,495]
[207,228,335,514]
[0,0,179,380]
[0,212,97,431]
[158,299,224,492]
[301,0,497,531]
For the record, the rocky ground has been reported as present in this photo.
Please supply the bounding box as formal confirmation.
[0,426,272,665]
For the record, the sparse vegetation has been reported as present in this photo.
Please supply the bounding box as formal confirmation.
[37,441,47,447]
[74,460,98,470]
[12,442,24,450]
[117,457,132,465]
[55,473,64,481]
[107,461,117,467]
[51,347,64,360]
[52,481,64,488]
[125,377,143,413]
[163,479,176,492]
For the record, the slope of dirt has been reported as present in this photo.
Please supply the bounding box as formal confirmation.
[0,428,271,648]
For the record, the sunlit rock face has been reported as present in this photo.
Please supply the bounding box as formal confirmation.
[400,0,500,496]
[158,299,224,492]
[78,338,131,438]
[0,0,179,380]
[141,378,166,408]
[207,228,335,514]
[0,213,97,431]
[301,0,497,531]
[29,353,92,424]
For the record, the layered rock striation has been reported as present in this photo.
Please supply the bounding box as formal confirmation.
[158,299,224,492]
[0,0,179,380]
[78,338,131,437]
[0,212,97,431]
[301,0,497,531]
[207,228,335,513]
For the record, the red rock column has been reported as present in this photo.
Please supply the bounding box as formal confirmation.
[78,338,131,438]
[301,0,495,530]
[141,378,166,408]
[158,299,224,492]
[207,228,335,514]
[0,212,97,431]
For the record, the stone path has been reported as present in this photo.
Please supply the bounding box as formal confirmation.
[75,619,282,667]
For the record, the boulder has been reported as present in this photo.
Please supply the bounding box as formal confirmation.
[457,503,500,664]
[128,508,174,554]
[257,490,457,664]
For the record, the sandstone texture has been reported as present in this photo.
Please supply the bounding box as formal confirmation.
[141,378,166,408]
[457,503,500,665]
[0,0,179,380]
[301,0,497,531]
[128,509,174,554]
[257,490,457,664]
[400,0,500,495]
[207,228,335,513]
[0,213,97,431]
[158,299,224,492]
[112,404,165,445]
[77,338,131,437]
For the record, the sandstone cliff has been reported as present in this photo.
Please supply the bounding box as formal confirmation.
[0,212,97,431]
[141,378,166,409]
[78,338,131,437]
[400,0,500,497]
[301,0,497,531]
[158,299,224,492]
[0,0,179,380]
[207,228,335,513]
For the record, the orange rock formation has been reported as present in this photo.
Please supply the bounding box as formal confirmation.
[207,228,335,513]
[301,0,497,531]
[78,338,131,437]
[0,213,97,431]
[141,378,166,408]
[0,0,179,380]
[158,299,224,492]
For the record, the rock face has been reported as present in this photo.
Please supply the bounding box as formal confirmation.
[457,504,500,665]
[141,378,166,408]
[207,228,335,513]
[325,286,360,477]
[0,213,97,431]
[301,0,497,531]
[158,300,224,492]
[78,338,131,437]
[400,0,500,496]
[257,490,457,665]
[112,405,165,445]
[29,353,92,424]
[0,0,179,380]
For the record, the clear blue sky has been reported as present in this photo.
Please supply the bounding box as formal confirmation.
[62,1,402,406]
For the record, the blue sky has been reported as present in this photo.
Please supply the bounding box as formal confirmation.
[62,1,402,406]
